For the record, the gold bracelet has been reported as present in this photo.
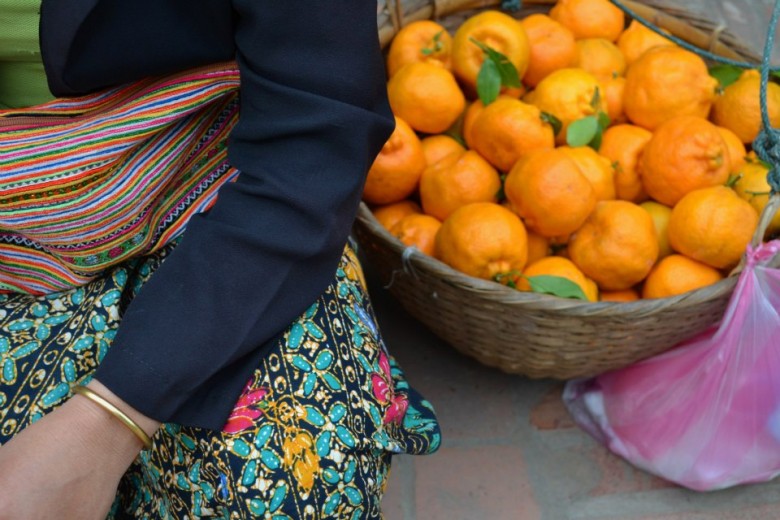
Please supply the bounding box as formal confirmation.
[71,385,153,450]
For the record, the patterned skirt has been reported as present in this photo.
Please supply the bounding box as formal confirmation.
[0,243,440,519]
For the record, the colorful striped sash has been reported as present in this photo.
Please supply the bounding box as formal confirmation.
[0,63,240,294]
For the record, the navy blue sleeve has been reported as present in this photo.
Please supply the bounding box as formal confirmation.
[93,0,394,430]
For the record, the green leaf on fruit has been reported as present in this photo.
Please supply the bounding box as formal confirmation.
[567,111,610,149]
[567,115,600,147]
[476,58,502,105]
[471,38,522,105]
[540,112,562,136]
[590,87,601,110]
[527,275,588,300]
[421,31,445,56]
[709,64,742,88]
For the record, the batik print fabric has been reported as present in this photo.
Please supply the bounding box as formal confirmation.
[0,245,440,519]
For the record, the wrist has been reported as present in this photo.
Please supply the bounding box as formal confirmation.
[85,379,161,438]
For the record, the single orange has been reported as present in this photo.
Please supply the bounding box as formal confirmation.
[602,75,626,124]
[715,126,747,173]
[373,199,422,231]
[573,38,626,80]
[469,97,556,172]
[667,185,758,269]
[526,231,551,265]
[711,69,780,145]
[569,200,659,290]
[516,256,599,301]
[600,288,640,302]
[642,254,724,299]
[623,46,718,130]
[640,116,731,207]
[419,150,502,221]
[598,123,652,202]
[520,14,578,87]
[387,62,466,134]
[434,202,528,280]
[462,99,487,149]
[528,67,606,144]
[617,20,675,66]
[390,213,443,256]
[420,134,466,167]
[386,20,453,78]
[731,159,780,236]
[549,0,625,42]
[363,116,427,205]
[558,146,616,201]
[451,11,531,98]
[504,148,597,238]
[639,200,673,260]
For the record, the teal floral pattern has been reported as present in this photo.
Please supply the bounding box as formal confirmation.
[0,245,440,519]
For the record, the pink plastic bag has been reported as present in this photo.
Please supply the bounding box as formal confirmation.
[564,241,780,491]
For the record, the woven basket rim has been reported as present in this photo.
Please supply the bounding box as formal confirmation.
[357,203,746,316]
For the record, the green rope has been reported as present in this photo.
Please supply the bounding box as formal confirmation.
[610,0,780,194]
[752,0,780,193]
[501,0,521,12]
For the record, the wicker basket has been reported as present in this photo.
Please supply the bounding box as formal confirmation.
[358,0,780,379]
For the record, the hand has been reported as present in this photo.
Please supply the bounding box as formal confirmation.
[0,380,160,520]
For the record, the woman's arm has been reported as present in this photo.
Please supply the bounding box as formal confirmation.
[0,380,159,519]
[92,0,394,429]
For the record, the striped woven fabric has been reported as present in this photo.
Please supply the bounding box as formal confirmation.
[0,62,241,294]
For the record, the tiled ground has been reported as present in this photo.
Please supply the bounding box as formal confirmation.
[364,267,780,520]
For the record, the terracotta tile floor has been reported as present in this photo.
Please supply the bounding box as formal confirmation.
[365,268,780,520]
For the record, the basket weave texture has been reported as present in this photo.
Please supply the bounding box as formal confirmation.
[360,0,778,379]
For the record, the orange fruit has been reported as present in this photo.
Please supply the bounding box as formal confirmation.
[617,20,675,66]
[387,62,466,134]
[363,117,427,205]
[504,148,597,238]
[558,146,616,201]
[715,126,747,173]
[667,185,758,269]
[598,123,652,202]
[526,231,551,265]
[516,256,599,301]
[623,46,718,130]
[520,14,578,87]
[529,68,606,144]
[419,150,502,221]
[469,97,556,171]
[390,213,443,256]
[462,99,487,149]
[386,20,453,78]
[569,200,659,290]
[640,115,731,207]
[451,11,531,98]
[420,134,466,167]
[602,75,626,124]
[549,0,625,42]
[573,38,626,80]
[711,69,780,145]
[434,202,528,280]
[600,288,640,302]
[642,254,724,299]
[639,201,673,260]
[373,199,422,231]
[732,159,780,236]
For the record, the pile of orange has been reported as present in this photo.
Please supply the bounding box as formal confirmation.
[363,0,778,303]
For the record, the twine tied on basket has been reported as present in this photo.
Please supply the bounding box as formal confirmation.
[383,246,422,289]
